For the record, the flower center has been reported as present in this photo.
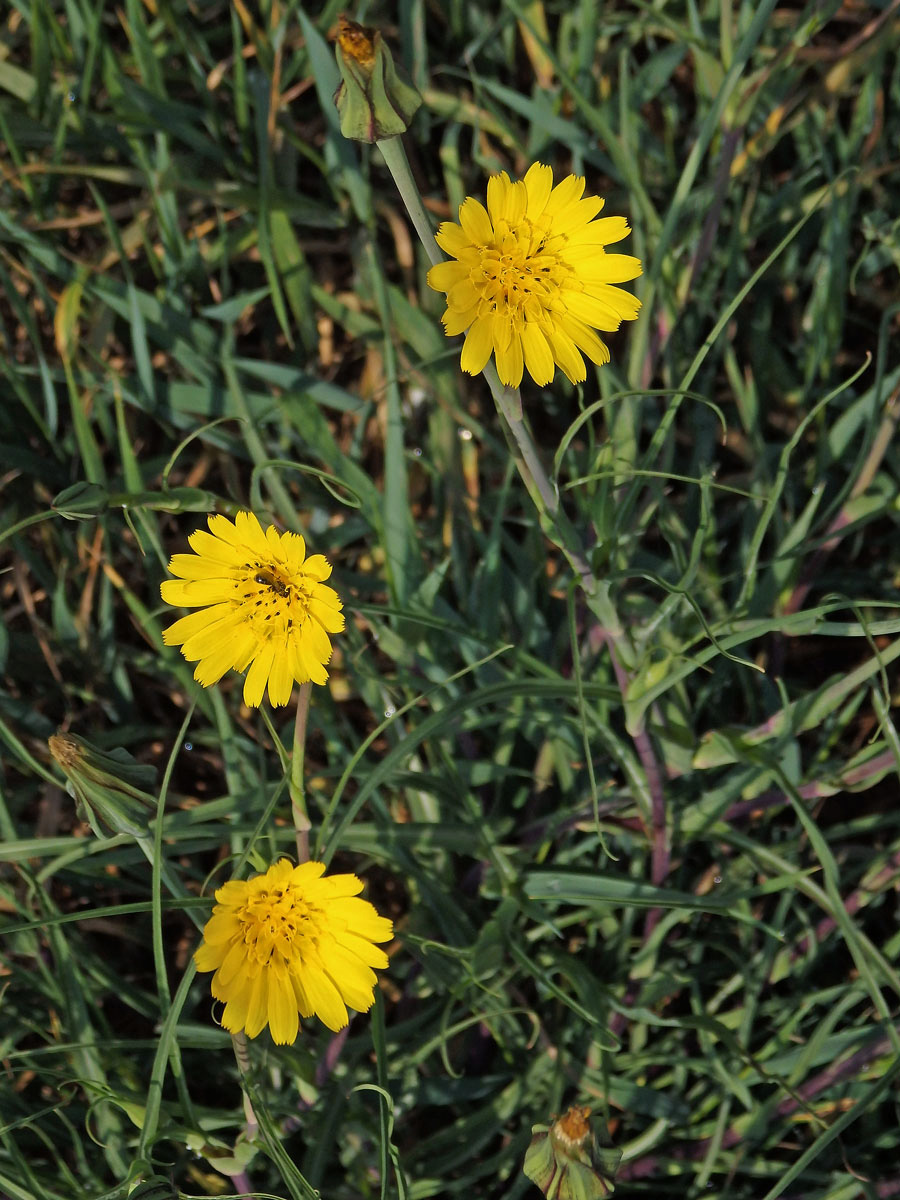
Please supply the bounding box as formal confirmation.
[236,561,313,636]
[239,884,317,968]
[475,219,571,321]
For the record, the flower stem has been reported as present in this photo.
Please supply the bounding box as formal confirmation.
[231,1032,258,1141]
[378,145,648,799]
[376,135,443,268]
[376,143,630,652]
[482,364,627,647]
[290,681,313,863]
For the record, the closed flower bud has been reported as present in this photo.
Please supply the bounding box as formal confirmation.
[51,481,109,521]
[524,1106,621,1200]
[333,14,421,143]
[49,731,157,839]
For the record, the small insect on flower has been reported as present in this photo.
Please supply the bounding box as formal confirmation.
[523,1106,621,1200]
[160,511,344,708]
[194,858,394,1044]
[253,568,290,598]
[427,163,642,389]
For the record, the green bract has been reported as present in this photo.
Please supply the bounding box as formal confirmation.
[51,481,109,520]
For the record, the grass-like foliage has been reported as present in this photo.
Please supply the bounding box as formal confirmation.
[2,1,900,1197]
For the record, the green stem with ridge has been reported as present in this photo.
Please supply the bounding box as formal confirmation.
[232,1032,259,1142]
[290,681,313,863]
[376,136,443,268]
[482,362,627,648]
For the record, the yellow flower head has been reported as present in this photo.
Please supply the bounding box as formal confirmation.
[160,511,344,708]
[194,858,393,1044]
[427,162,642,388]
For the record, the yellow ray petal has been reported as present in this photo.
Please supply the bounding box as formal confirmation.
[443,306,478,336]
[559,314,611,366]
[243,968,270,1038]
[161,603,233,645]
[573,253,643,284]
[267,969,300,1045]
[524,162,553,219]
[243,640,276,707]
[486,171,512,224]
[547,325,587,384]
[168,552,234,580]
[193,641,243,689]
[186,528,241,563]
[323,942,378,1012]
[161,578,233,607]
[564,216,630,247]
[448,278,482,312]
[434,220,470,258]
[549,195,604,236]
[545,173,585,216]
[427,259,470,294]
[296,635,329,686]
[266,646,295,707]
[458,197,494,245]
[561,288,627,331]
[460,315,495,377]
[181,612,245,661]
[522,321,555,386]
[301,965,349,1031]
[495,329,525,387]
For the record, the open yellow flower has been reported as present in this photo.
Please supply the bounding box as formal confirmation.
[194,859,393,1043]
[427,162,642,388]
[160,511,344,708]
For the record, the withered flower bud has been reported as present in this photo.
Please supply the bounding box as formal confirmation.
[49,731,157,839]
[524,1106,621,1199]
[333,14,421,142]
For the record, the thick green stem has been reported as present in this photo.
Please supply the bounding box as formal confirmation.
[482,364,626,646]
[376,135,443,268]
[290,681,313,863]
[232,1032,259,1141]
